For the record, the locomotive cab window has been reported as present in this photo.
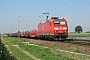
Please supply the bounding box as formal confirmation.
[54,21,60,26]
[60,21,66,25]
[54,21,66,26]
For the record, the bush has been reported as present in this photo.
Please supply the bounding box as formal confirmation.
[0,35,16,60]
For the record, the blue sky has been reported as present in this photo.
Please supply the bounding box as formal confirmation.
[0,0,90,34]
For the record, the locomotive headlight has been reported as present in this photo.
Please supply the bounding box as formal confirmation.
[63,27,67,30]
[54,28,58,30]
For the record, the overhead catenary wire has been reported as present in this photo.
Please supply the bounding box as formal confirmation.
[32,0,62,21]
[47,0,73,12]
[53,0,86,14]
[58,3,90,16]
[27,0,89,24]
[43,0,62,12]
[38,16,45,21]
[20,0,90,23]
[31,0,73,21]
[37,0,73,21]
[63,0,86,10]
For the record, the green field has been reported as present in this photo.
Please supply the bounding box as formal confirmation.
[68,33,90,39]
[2,36,74,60]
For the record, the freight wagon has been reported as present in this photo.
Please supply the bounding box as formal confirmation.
[29,29,38,38]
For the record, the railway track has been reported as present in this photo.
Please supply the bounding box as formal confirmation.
[17,37,90,55]
[21,37,90,46]
[64,39,90,46]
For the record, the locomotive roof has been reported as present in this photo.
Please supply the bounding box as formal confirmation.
[39,17,66,24]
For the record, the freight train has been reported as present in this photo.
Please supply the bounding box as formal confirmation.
[7,17,68,40]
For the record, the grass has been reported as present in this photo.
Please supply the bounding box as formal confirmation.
[68,33,90,38]
[2,36,90,60]
[51,47,90,60]
[20,44,73,60]
[2,36,34,60]
[2,36,74,60]
[9,46,34,60]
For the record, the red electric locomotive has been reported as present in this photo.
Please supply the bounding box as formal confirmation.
[29,29,38,38]
[38,17,68,40]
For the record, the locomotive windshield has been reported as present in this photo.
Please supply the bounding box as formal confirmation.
[54,21,59,26]
[54,21,66,26]
[60,21,66,25]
